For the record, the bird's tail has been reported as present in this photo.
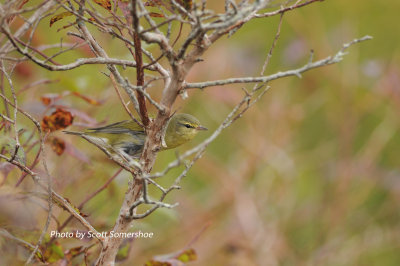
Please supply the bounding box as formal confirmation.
[62,130,83,136]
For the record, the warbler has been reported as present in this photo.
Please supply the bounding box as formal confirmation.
[64,113,207,159]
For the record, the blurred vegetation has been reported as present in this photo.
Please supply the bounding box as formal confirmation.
[1,0,400,265]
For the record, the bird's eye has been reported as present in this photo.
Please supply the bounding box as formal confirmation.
[184,124,192,128]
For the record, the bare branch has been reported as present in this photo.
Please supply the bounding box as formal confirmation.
[0,228,43,260]
[132,0,150,126]
[0,153,102,244]
[255,0,325,18]
[0,1,372,264]
[184,36,372,89]
[0,28,140,71]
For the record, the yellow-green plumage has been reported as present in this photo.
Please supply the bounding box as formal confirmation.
[64,113,207,159]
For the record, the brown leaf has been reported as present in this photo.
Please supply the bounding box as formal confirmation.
[49,11,73,27]
[49,137,66,155]
[41,108,74,132]
[92,0,112,10]
[149,12,164,18]
[41,97,52,106]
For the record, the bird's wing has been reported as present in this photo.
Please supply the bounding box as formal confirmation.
[115,142,143,158]
[87,120,144,134]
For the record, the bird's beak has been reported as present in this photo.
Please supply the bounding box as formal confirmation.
[196,125,208,131]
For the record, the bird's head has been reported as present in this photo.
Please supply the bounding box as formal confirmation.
[165,113,207,149]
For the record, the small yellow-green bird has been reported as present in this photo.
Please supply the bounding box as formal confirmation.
[64,113,207,159]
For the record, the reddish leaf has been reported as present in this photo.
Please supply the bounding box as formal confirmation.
[49,11,73,27]
[49,137,66,155]
[41,97,52,106]
[92,0,112,10]
[149,12,164,18]
[143,1,167,18]
[41,108,74,132]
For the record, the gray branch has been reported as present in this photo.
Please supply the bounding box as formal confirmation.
[185,36,372,89]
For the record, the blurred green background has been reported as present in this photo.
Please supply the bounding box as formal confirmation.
[1,0,400,265]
